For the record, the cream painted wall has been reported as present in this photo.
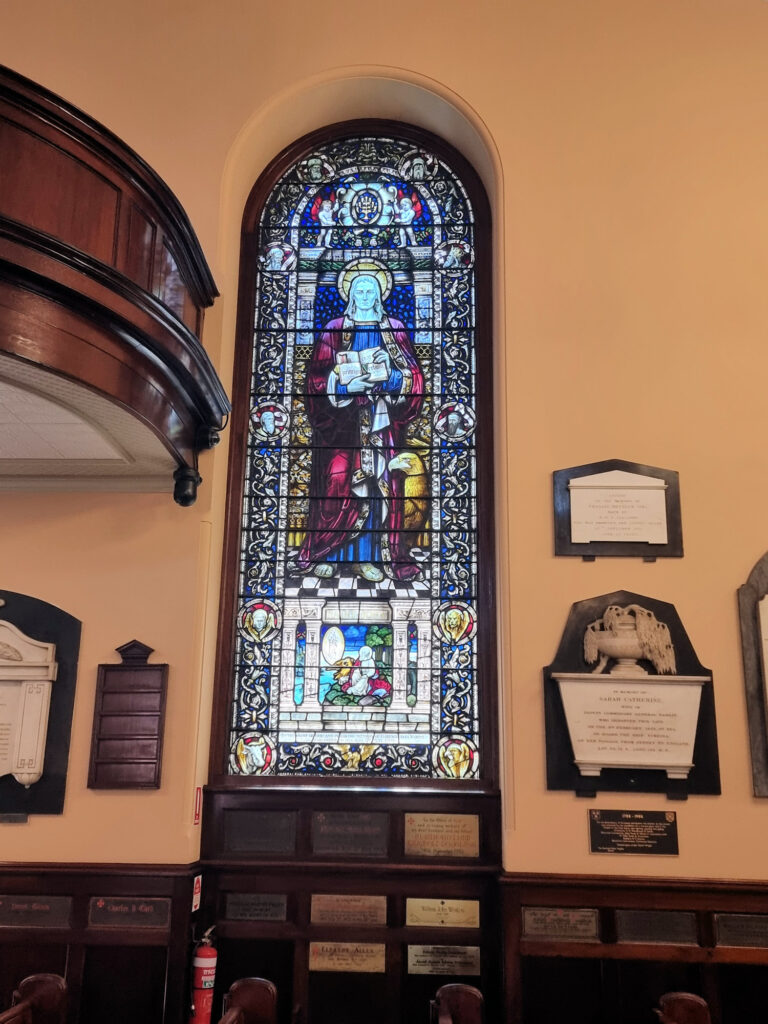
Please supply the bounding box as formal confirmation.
[2,0,768,876]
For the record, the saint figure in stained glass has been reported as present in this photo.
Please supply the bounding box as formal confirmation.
[295,262,425,584]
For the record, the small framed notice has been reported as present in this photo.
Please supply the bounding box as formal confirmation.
[404,813,479,858]
[589,810,679,855]
[553,459,682,560]
[311,894,387,926]
[407,945,481,976]
[309,942,386,973]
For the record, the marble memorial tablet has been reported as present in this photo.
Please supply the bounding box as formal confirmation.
[309,941,386,973]
[522,907,599,941]
[88,896,171,928]
[311,811,388,857]
[569,470,668,544]
[0,895,72,928]
[225,893,287,922]
[615,909,697,944]
[223,810,297,855]
[404,813,479,858]
[311,894,387,926]
[406,898,480,928]
[407,945,481,976]
[716,913,768,947]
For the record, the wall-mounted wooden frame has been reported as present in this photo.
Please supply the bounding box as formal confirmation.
[553,459,683,561]
[88,640,167,789]
[738,552,768,796]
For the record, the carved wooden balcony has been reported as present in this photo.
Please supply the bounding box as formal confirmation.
[0,65,229,504]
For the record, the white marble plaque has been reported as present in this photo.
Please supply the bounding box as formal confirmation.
[407,944,481,976]
[311,894,387,926]
[404,813,479,858]
[406,898,480,928]
[554,673,708,778]
[309,942,386,973]
[0,622,57,787]
[569,470,668,544]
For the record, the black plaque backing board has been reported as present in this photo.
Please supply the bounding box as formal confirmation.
[88,896,171,929]
[738,551,768,796]
[553,459,683,560]
[544,591,720,797]
[589,810,679,855]
[0,590,81,815]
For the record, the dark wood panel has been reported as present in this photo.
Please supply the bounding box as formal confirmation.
[0,65,230,503]
[80,946,167,1024]
[0,948,68,1014]
[0,118,119,264]
[125,204,155,291]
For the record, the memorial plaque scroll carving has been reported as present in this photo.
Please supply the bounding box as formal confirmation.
[544,590,720,798]
[0,590,80,816]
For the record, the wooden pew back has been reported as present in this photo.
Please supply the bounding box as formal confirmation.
[0,976,66,1024]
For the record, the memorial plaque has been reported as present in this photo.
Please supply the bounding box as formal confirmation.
[406,898,480,928]
[309,942,386,973]
[404,813,479,858]
[616,909,697,944]
[522,907,599,941]
[0,814,27,824]
[223,810,297,856]
[311,894,387,926]
[311,811,388,858]
[0,894,72,928]
[88,896,171,928]
[716,913,768,948]
[589,810,678,855]
[407,945,481,976]
[554,674,707,777]
[225,893,287,922]
[569,470,668,545]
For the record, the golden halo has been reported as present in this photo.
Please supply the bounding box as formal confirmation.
[337,258,393,302]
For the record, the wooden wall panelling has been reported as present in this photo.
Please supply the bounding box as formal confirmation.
[0,864,197,1024]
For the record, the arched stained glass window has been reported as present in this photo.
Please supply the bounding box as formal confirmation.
[220,123,494,783]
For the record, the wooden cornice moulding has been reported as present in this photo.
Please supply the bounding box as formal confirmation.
[0,64,230,505]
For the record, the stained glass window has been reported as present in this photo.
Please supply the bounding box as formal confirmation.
[228,130,487,780]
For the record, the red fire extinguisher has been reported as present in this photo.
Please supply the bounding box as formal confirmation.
[189,926,217,1024]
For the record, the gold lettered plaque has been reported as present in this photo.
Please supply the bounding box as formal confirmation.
[406,898,480,928]
[407,944,481,976]
[311,894,387,926]
[309,941,386,973]
[404,813,480,858]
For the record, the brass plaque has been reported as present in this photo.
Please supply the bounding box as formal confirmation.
[404,813,479,858]
[88,897,171,929]
[309,941,386,973]
[589,810,679,855]
[0,895,72,928]
[311,894,387,926]
[311,811,389,857]
[716,913,768,948]
[225,893,287,922]
[406,898,480,928]
[522,907,599,941]
[616,909,697,944]
[223,810,297,855]
[407,944,481,975]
